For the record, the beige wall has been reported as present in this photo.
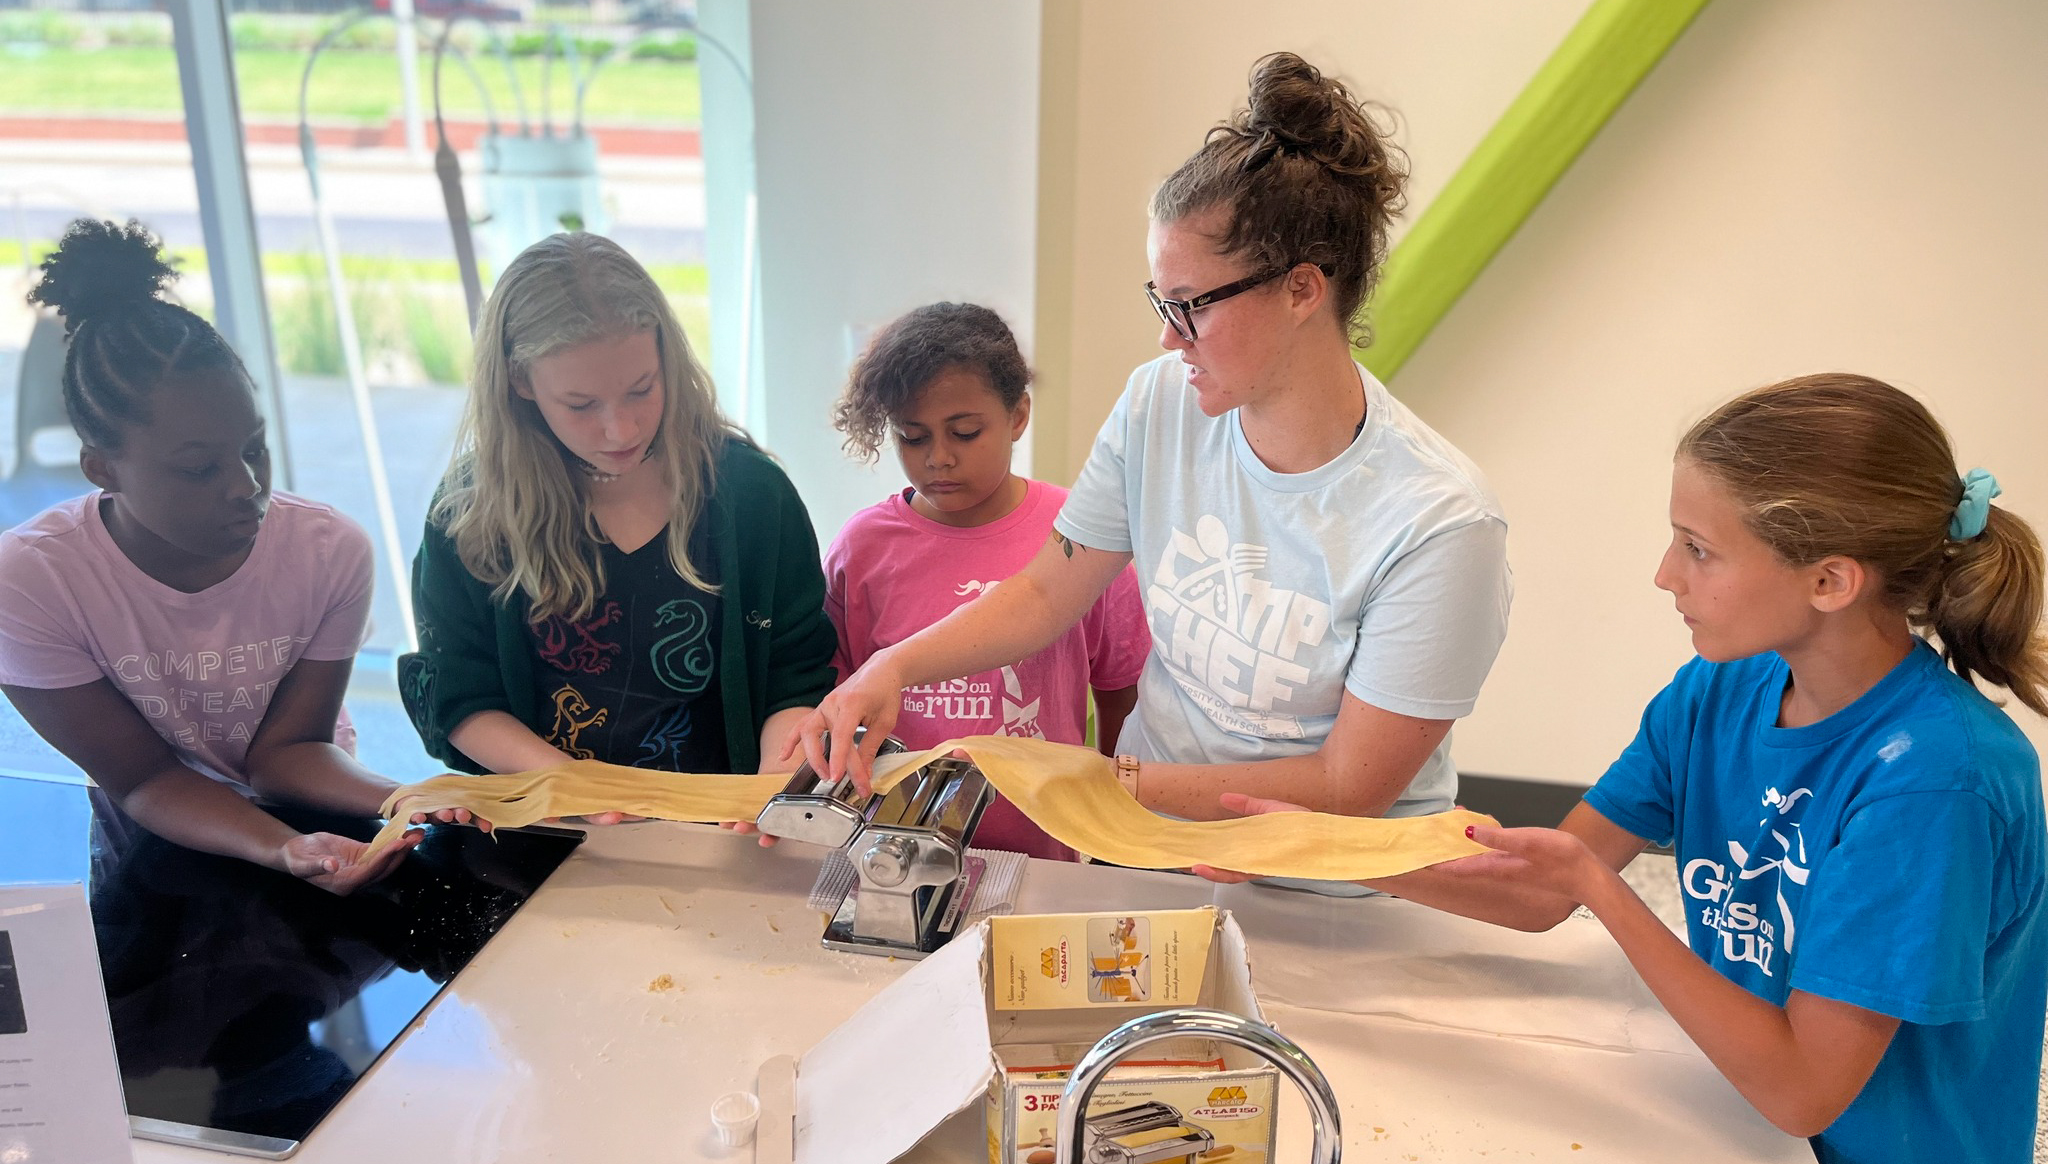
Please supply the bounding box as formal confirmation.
[1403,0,2048,780]
[1037,0,2048,782]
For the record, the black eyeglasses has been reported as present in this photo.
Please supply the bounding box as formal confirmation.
[1144,262,1331,343]
[1145,271,1277,343]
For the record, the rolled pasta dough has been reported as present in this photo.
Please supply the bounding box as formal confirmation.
[366,735,1493,880]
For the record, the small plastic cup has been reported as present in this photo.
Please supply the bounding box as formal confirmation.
[711,1090,760,1148]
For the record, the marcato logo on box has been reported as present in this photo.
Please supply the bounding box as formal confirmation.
[1190,1085,1263,1121]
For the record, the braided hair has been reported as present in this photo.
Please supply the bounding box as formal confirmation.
[25,219,250,451]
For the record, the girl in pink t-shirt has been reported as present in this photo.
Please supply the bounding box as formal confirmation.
[0,220,457,893]
[824,303,1150,860]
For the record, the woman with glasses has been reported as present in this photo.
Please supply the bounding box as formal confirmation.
[784,53,1511,884]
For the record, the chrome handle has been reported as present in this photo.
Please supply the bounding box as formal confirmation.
[1055,1007,1341,1164]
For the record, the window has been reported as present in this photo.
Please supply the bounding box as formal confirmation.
[0,0,710,780]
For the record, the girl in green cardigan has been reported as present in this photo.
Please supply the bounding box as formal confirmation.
[400,233,835,781]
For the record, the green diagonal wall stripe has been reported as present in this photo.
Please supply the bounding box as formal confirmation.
[1359,0,1712,381]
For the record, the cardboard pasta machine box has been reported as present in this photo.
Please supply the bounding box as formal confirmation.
[788,906,1276,1164]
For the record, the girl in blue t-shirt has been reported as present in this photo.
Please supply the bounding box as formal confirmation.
[1202,373,2047,1163]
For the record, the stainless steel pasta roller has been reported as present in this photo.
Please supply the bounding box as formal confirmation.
[756,728,995,959]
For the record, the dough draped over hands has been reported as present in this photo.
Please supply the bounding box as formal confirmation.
[367,734,1495,880]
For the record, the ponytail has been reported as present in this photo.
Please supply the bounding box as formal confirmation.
[1930,506,2048,716]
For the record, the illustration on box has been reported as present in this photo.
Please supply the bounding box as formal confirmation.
[995,909,1211,1010]
[1088,916,1150,1002]
[997,1058,1276,1164]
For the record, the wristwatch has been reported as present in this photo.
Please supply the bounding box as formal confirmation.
[1115,754,1142,800]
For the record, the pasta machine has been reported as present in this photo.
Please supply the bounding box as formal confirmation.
[1058,1009,1343,1164]
[755,729,994,959]
[1081,1101,1214,1164]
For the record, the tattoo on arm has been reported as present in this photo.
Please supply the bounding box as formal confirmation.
[1053,532,1076,560]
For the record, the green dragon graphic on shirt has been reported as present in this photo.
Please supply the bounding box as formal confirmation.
[651,598,714,695]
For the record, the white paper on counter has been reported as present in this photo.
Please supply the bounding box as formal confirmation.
[1220,885,1694,1054]
[794,923,994,1164]
[0,883,136,1163]
[1259,1000,1813,1162]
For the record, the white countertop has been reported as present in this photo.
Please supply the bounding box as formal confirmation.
[131,822,1811,1164]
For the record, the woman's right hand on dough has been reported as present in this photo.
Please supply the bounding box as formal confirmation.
[1188,792,1308,884]
[784,656,907,793]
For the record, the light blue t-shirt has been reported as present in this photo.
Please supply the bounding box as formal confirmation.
[1055,355,1511,891]
[1587,642,2047,1164]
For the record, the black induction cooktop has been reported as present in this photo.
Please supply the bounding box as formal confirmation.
[0,775,583,1159]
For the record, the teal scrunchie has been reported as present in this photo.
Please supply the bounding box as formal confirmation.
[1949,468,2002,541]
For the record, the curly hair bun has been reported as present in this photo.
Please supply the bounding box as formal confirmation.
[1241,52,1387,178]
[27,219,179,335]
[1155,53,1407,345]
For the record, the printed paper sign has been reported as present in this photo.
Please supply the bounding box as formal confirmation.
[0,883,135,1163]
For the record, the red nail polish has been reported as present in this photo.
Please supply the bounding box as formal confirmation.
[1465,825,1476,839]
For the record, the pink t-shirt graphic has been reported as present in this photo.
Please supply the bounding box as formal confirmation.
[0,492,373,788]
[825,479,1150,859]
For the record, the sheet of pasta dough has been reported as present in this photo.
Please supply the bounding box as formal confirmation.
[367,734,1493,880]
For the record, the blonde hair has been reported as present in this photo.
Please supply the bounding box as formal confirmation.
[1681,373,2048,716]
[432,232,739,623]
